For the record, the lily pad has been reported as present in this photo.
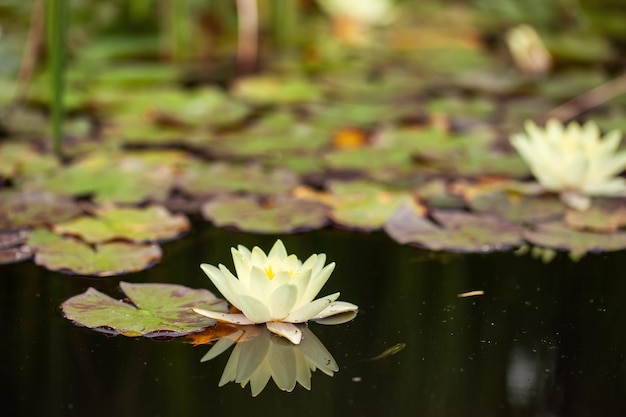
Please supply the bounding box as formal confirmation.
[384,203,522,252]
[564,200,626,233]
[202,195,329,234]
[232,75,323,104]
[53,205,190,244]
[469,192,564,224]
[61,282,228,337]
[523,221,626,256]
[0,191,82,229]
[0,142,60,181]
[29,229,162,276]
[30,151,185,204]
[177,162,300,196]
[324,181,415,231]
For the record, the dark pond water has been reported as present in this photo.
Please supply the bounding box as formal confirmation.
[2,225,626,417]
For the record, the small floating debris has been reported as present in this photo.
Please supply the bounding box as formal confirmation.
[458,290,484,298]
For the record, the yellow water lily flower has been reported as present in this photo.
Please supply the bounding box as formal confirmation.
[193,239,358,344]
[510,119,626,210]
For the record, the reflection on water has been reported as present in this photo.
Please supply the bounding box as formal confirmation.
[200,324,338,396]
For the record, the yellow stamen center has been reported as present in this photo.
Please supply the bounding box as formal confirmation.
[265,266,275,280]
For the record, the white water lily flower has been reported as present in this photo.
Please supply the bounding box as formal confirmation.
[510,119,626,210]
[193,239,358,344]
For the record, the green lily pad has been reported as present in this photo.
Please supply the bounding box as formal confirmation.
[469,192,564,224]
[202,195,329,234]
[30,151,185,204]
[108,87,250,128]
[29,229,162,276]
[564,200,626,233]
[384,203,522,252]
[53,205,190,244]
[232,75,323,104]
[0,191,82,229]
[61,282,228,337]
[523,221,626,256]
[323,147,413,174]
[0,142,60,180]
[325,181,414,231]
[177,162,300,196]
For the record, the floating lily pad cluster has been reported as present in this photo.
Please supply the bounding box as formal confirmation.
[2,4,626,275]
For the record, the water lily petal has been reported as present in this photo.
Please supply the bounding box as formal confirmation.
[249,265,274,300]
[300,262,336,305]
[313,310,358,325]
[312,300,359,319]
[200,263,242,307]
[292,268,312,308]
[231,249,251,286]
[268,284,298,319]
[266,321,302,344]
[285,292,340,323]
[238,295,273,323]
[267,239,288,260]
[251,246,268,267]
[193,308,256,325]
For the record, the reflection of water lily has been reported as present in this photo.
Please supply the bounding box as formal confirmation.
[510,119,626,210]
[194,239,358,344]
[202,325,338,397]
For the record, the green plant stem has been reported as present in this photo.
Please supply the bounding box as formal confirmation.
[46,0,67,160]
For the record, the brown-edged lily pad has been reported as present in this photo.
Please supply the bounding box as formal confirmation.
[61,282,228,337]
[384,203,523,252]
[0,190,82,229]
[523,221,626,256]
[564,199,626,233]
[53,205,190,244]
[29,229,162,276]
[202,195,329,234]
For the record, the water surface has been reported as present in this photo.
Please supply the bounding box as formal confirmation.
[2,226,625,417]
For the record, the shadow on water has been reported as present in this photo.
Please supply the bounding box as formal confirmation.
[1,225,626,417]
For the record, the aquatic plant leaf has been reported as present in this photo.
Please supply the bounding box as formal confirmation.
[232,76,322,104]
[523,221,626,256]
[53,205,190,244]
[0,191,82,229]
[30,230,162,276]
[564,200,626,233]
[0,143,60,180]
[384,203,522,252]
[30,151,183,204]
[177,162,299,196]
[324,181,415,231]
[202,195,329,234]
[61,282,228,337]
[323,147,413,173]
[469,192,564,224]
